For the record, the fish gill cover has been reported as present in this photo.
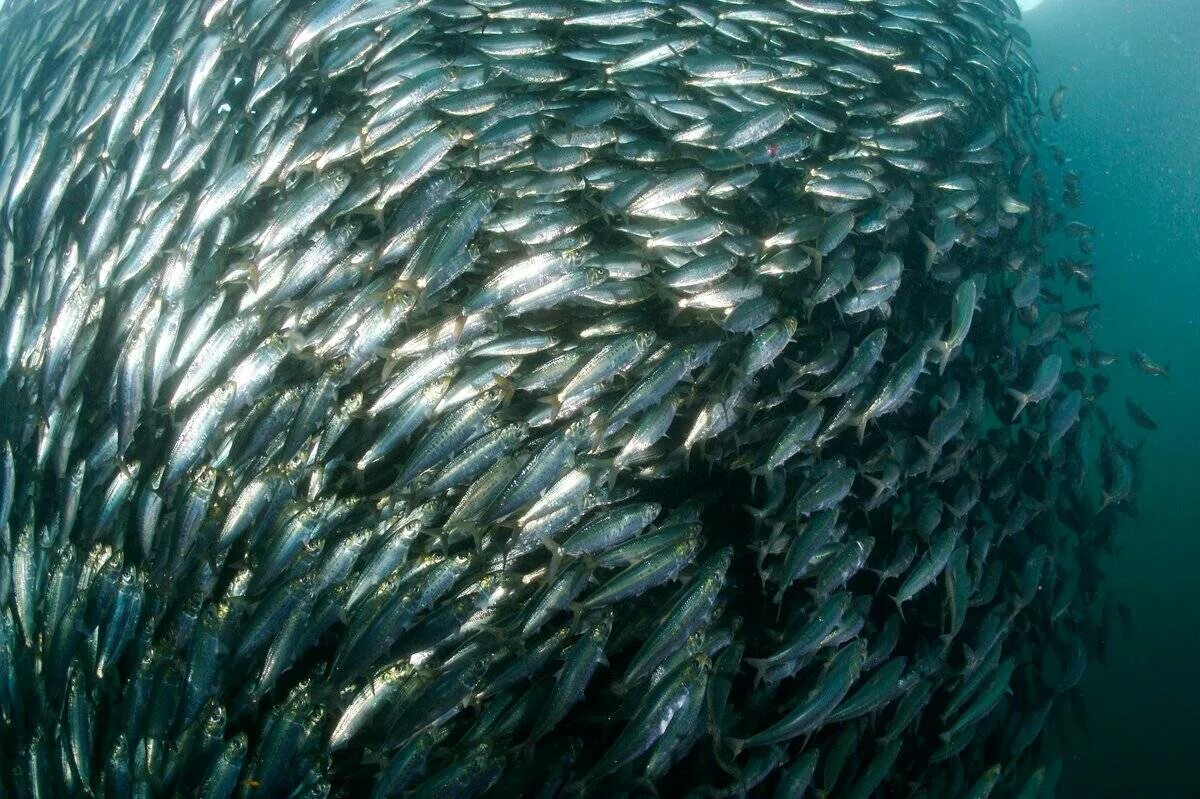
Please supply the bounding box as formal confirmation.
[0,0,1143,797]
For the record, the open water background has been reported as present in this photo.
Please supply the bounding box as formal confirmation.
[1024,1,1200,796]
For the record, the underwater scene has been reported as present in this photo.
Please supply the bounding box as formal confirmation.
[0,0,1195,796]
[1024,1,1199,798]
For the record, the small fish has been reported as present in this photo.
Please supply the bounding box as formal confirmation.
[1125,398,1157,430]
[1129,350,1169,377]
[1050,84,1068,122]
[1007,354,1062,420]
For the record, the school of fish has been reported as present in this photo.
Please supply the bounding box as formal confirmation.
[0,0,1154,796]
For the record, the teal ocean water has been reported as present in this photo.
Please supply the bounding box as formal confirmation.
[1025,1,1200,796]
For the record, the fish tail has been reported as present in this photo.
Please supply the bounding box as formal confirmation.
[542,544,566,586]
[744,657,770,688]
[918,231,938,268]
[1006,388,1028,421]
[800,244,823,280]
[935,341,952,374]
[538,394,564,421]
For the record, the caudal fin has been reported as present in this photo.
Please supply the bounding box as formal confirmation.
[918,231,938,269]
[1006,388,1028,421]
[800,244,823,280]
[935,341,954,374]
